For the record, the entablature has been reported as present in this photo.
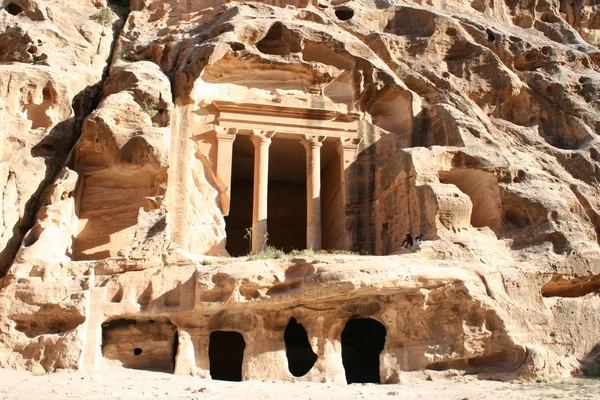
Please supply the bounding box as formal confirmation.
[212,100,360,139]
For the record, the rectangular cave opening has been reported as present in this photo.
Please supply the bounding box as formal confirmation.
[341,318,386,384]
[266,136,306,253]
[321,140,344,251]
[209,330,246,381]
[225,134,254,256]
[101,318,178,373]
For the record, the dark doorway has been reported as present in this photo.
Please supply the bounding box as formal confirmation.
[341,318,386,384]
[225,135,254,256]
[284,318,318,377]
[320,140,344,250]
[209,331,246,381]
[267,137,306,252]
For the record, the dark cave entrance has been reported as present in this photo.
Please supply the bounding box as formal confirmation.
[108,0,130,18]
[225,135,307,255]
[266,137,306,253]
[101,318,178,373]
[341,318,386,384]
[224,134,343,255]
[334,7,354,21]
[209,330,246,381]
[284,318,318,377]
[5,3,23,16]
[225,134,254,256]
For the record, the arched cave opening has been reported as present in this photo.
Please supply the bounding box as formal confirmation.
[107,0,130,18]
[341,318,386,384]
[5,3,23,15]
[284,318,318,377]
[257,23,286,55]
[256,22,301,56]
[439,168,503,229]
[101,318,178,373]
[209,330,246,381]
[504,207,530,228]
[334,8,354,21]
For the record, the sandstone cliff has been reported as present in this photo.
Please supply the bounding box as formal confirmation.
[1,0,600,383]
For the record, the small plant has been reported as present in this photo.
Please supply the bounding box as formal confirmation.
[248,245,285,260]
[395,67,408,80]
[328,249,359,256]
[582,366,600,377]
[90,8,115,27]
[243,227,253,254]
[140,100,159,118]
[288,248,315,257]
[243,230,287,259]
[113,50,131,61]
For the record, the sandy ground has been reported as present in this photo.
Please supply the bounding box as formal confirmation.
[1,367,600,400]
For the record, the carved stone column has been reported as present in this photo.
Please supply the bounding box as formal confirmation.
[250,130,275,253]
[337,137,360,251]
[302,135,325,250]
[215,127,237,216]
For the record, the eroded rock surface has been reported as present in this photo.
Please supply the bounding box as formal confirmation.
[1,0,600,384]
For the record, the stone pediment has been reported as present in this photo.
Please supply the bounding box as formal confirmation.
[212,100,360,138]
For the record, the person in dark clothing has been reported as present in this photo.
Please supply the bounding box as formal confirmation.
[401,233,413,248]
[416,234,424,244]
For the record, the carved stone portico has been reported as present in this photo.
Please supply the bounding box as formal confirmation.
[212,101,360,254]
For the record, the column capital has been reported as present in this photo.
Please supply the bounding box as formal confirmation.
[214,126,237,142]
[301,135,325,150]
[337,137,360,153]
[251,129,275,145]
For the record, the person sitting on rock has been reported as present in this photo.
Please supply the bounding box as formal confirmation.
[401,233,413,248]
[416,234,424,244]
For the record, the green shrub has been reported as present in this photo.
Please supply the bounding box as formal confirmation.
[90,8,114,26]
[140,100,159,118]
[582,366,600,378]
[288,249,315,257]
[248,246,285,260]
